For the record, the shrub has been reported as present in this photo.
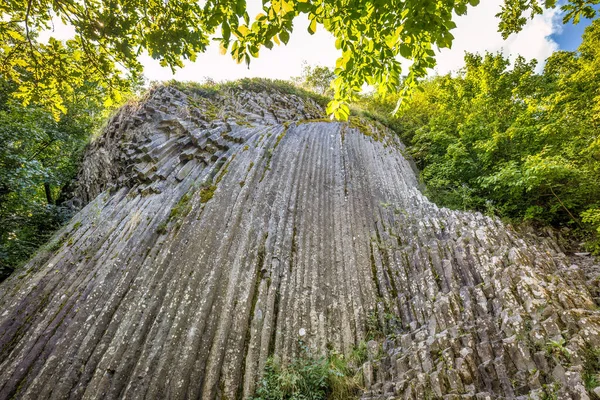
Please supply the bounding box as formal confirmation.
[251,342,363,400]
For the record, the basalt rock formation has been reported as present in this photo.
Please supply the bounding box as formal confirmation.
[1,81,599,400]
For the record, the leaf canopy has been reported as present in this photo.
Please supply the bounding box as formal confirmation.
[0,0,597,119]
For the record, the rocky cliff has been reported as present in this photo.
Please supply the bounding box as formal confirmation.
[0,81,599,400]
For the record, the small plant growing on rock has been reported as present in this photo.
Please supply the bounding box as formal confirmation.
[365,311,383,341]
[545,339,571,363]
[199,184,217,203]
[155,222,168,235]
[348,341,368,366]
[169,192,193,221]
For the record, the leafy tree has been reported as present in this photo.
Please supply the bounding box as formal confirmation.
[0,24,132,119]
[0,76,131,281]
[359,19,600,251]
[293,63,335,96]
[1,0,596,119]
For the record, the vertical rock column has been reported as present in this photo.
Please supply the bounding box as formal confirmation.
[0,83,598,400]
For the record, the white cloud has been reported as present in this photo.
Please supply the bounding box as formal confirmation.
[434,0,561,74]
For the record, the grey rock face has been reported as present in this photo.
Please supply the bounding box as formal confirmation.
[0,83,599,400]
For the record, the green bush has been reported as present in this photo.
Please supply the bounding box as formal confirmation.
[251,342,363,400]
[582,209,600,254]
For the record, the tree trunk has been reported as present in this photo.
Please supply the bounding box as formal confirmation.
[44,182,53,205]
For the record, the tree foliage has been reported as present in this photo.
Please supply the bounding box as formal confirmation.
[0,76,128,280]
[1,0,596,119]
[361,19,600,251]
[292,63,335,96]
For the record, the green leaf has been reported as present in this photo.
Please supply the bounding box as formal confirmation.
[236,0,246,16]
[297,2,312,12]
[455,3,467,14]
[399,44,412,58]
[279,30,290,44]
[326,100,339,115]
[334,103,350,120]
[7,30,25,41]
[222,22,231,42]
[237,25,250,37]
[335,37,342,50]
[282,0,295,15]
[308,19,317,34]
[219,42,228,55]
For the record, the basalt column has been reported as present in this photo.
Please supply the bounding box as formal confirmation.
[0,83,599,400]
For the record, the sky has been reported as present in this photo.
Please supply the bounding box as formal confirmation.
[41,0,590,83]
[551,17,593,50]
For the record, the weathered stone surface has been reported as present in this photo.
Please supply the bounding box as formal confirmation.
[0,83,599,399]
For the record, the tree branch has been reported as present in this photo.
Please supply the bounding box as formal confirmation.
[549,186,581,228]
[24,0,40,84]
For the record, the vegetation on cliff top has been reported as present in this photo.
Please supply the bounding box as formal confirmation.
[168,77,329,107]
